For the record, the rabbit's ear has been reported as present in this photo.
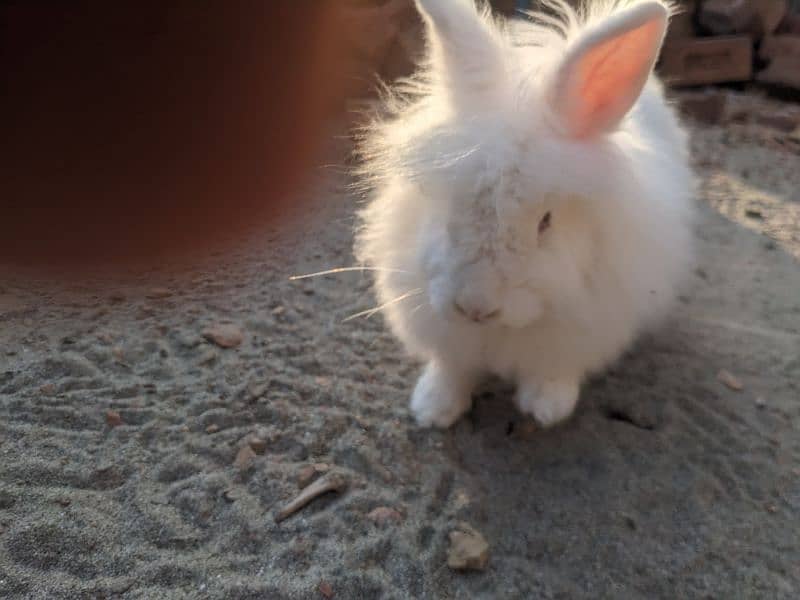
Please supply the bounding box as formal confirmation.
[547,2,668,139]
[415,0,505,103]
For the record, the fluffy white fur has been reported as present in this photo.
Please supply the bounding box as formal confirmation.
[355,0,694,428]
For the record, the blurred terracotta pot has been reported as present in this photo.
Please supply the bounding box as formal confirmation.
[0,1,349,270]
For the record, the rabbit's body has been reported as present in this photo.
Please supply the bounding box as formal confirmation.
[356,0,694,427]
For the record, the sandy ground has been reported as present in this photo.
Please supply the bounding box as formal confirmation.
[1,91,799,599]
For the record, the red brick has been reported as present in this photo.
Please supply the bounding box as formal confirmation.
[756,56,800,88]
[659,36,753,86]
[757,35,800,89]
[759,35,800,61]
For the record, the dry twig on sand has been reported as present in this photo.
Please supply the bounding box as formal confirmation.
[274,472,349,523]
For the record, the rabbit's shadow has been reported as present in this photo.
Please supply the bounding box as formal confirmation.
[458,329,671,448]
[438,325,711,539]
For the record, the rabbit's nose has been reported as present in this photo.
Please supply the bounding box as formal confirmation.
[453,300,500,323]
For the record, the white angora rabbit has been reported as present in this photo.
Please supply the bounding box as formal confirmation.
[355,0,694,428]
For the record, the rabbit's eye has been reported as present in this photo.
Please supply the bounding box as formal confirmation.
[538,211,552,234]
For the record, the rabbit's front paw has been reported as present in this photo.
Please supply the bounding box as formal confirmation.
[515,380,579,428]
[410,363,472,428]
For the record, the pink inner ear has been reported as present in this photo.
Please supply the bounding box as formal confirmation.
[567,19,663,138]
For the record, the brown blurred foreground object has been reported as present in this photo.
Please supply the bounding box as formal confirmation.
[659,36,754,86]
[0,1,353,271]
[758,34,800,88]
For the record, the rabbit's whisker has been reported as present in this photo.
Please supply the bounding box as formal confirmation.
[409,302,428,317]
[290,266,411,281]
[343,289,422,322]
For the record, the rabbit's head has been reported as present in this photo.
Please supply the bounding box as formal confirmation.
[359,1,678,330]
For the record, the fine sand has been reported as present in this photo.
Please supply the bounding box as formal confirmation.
[1,91,799,599]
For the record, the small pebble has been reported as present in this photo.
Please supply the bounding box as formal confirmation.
[447,522,489,571]
[146,287,172,299]
[247,382,269,400]
[222,488,240,503]
[366,506,404,526]
[318,581,334,598]
[178,333,202,349]
[717,369,744,391]
[234,445,256,470]
[202,324,244,348]
[198,350,217,365]
[206,424,220,434]
[755,397,766,409]
[106,410,123,428]
[247,436,268,454]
